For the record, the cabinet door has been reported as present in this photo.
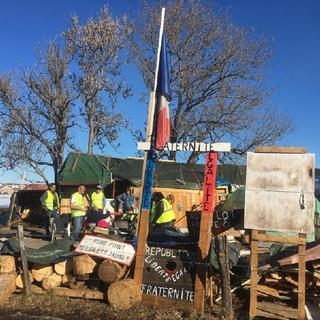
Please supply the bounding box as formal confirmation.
[244,152,315,234]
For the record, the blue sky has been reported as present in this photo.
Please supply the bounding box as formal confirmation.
[0,0,319,182]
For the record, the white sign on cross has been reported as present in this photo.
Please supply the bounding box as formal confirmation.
[75,235,136,266]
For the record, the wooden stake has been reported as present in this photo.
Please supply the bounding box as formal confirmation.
[298,233,306,320]
[194,152,217,313]
[216,235,234,319]
[18,225,31,296]
[7,192,17,225]
[134,8,166,286]
[249,230,258,320]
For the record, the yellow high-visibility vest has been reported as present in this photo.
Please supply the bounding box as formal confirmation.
[71,192,86,217]
[150,201,157,222]
[41,190,59,211]
[91,192,105,210]
[155,199,176,224]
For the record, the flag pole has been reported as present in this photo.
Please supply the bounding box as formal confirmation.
[134,8,166,286]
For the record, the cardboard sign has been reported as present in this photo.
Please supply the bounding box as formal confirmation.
[202,152,217,213]
[75,235,136,266]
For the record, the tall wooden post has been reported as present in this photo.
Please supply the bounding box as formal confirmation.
[134,8,166,286]
[194,152,217,313]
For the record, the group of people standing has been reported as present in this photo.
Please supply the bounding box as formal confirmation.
[40,183,177,241]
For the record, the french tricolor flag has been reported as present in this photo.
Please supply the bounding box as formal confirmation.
[155,33,171,150]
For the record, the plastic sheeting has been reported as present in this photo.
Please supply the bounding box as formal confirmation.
[0,238,74,264]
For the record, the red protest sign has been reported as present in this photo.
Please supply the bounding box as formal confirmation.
[202,152,217,213]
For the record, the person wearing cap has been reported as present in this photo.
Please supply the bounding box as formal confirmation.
[40,183,60,235]
[91,185,106,213]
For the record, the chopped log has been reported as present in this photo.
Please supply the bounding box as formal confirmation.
[98,260,127,284]
[0,274,16,304]
[31,264,54,282]
[311,261,320,269]
[16,272,33,289]
[107,279,142,310]
[61,274,73,286]
[42,273,62,290]
[42,273,62,291]
[68,277,86,290]
[0,255,16,274]
[73,255,97,276]
[54,260,73,275]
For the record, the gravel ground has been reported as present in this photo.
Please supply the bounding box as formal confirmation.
[0,293,226,320]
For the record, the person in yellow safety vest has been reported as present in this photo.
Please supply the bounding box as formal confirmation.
[70,184,87,241]
[151,192,176,228]
[87,185,107,225]
[91,185,106,212]
[40,183,60,235]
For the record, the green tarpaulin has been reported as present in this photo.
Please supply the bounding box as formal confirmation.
[60,152,234,190]
[0,238,74,264]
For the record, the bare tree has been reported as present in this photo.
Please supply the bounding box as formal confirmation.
[0,42,76,185]
[131,0,292,163]
[65,6,133,154]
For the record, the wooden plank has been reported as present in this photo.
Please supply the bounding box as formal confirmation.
[256,301,298,319]
[257,285,280,298]
[0,274,16,305]
[142,293,193,309]
[18,225,31,296]
[29,284,104,300]
[255,146,306,154]
[194,152,217,313]
[285,275,298,287]
[133,209,149,286]
[53,286,104,300]
[252,232,306,245]
[298,233,306,320]
[249,230,259,320]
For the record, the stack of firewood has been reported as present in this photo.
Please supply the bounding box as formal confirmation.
[0,254,141,310]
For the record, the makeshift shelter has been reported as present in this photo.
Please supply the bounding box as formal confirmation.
[59,153,238,228]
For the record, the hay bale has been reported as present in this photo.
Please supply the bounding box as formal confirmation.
[16,272,33,289]
[31,264,53,282]
[98,260,127,284]
[0,255,16,274]
[42,273,62,290]
[73,255,97,276]
[107,279,142,310]
[54,260,73,275]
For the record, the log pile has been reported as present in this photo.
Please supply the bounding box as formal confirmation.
[11,254,141,309]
